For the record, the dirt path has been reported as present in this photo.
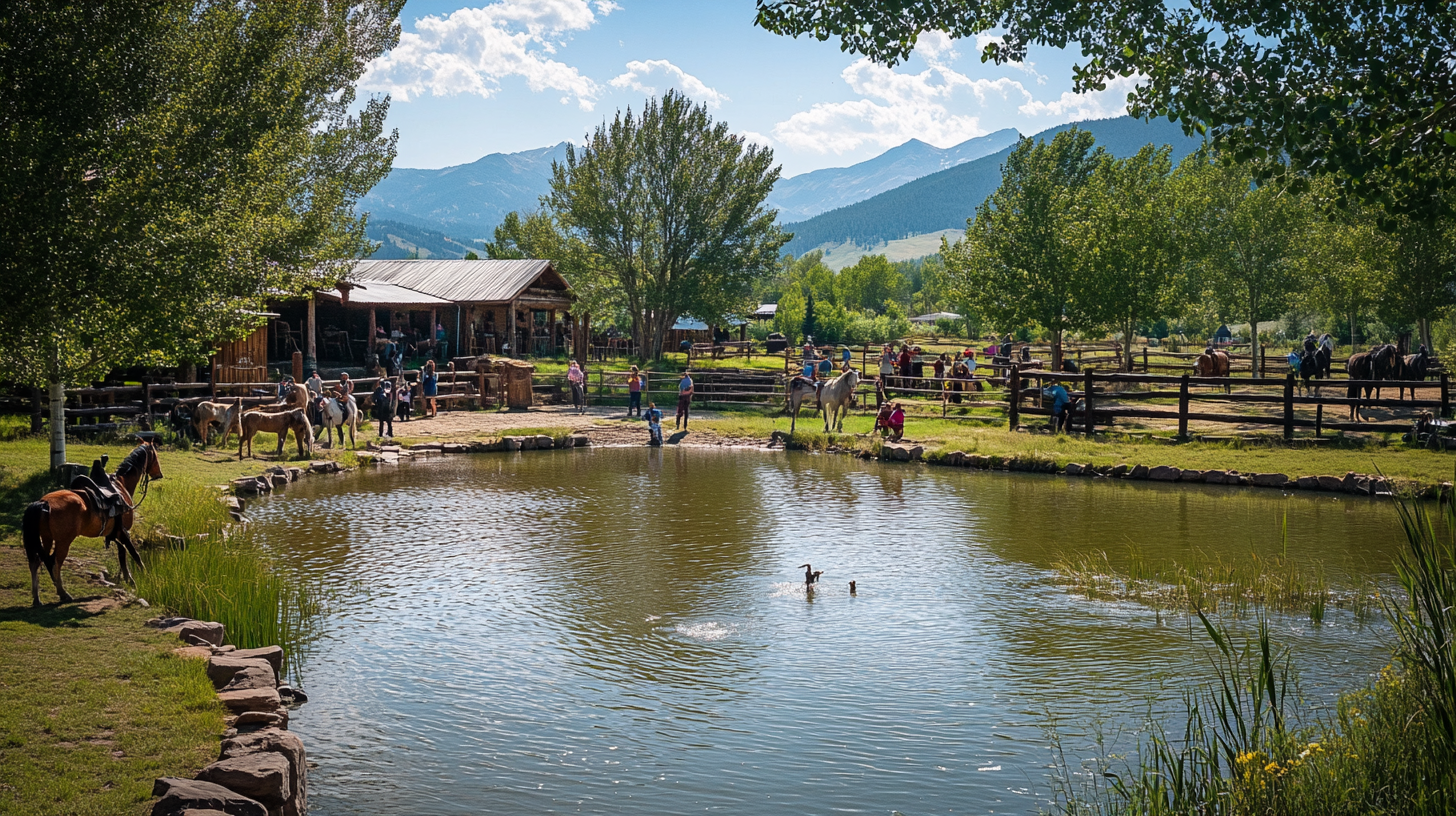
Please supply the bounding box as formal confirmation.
[386,405,765,448]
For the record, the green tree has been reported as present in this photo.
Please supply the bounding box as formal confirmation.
[943,129,1104,370]
[775,287,807,344]
[801,292,819,341]
[836,255,906,312]
[1073,146,1183,370]
[755,1,1456,219]
[1176,157,1308,375]
[1296,195,1390,348]
[547,91,787,359]
[1383,214,1456,350]
[0,1,402,469]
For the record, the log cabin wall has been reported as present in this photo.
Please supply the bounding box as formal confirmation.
[215,323,270,383]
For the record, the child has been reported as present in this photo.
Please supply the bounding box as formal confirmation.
[874,402,895,435]
[645,401,664,446]
[396,381,412,421]
[886,402,905,441]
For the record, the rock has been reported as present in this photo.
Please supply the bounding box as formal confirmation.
[207,656,275,690]
[570,435,591,447]
[212,645,236,654]
[286,468,301,483]
[229,646,284,676]
[1128,464,1149,479]
[1251,472,1289,487]
[172,646,213,661]
[1296,475,1320,490]
[221,665,277,693]
[500,436,521,451]
[907,445,925,460]
[1109,464,1128,477]
[306,461,339,474]
[535,435,555,449]
[1180,468,1205,481]
[441,443,470,454]
[409,442,443,451]
[276,685,308,704]
[220,728,307,816]
[196,753,291,811]
[519,435,537,450]
[1064,463,1083,476]
[1203,470,1228,485]
[165,620,225,647]
[1149,465,1181,481]
[217,687,282,714]
[1341,472,1360,493]
[148,616,192,629]
[557,435,577,448]
[887,445,911,461]
[1317,474,1344,492]
[231,478,265,495]
[234,709,289,730]
[149,777,266,816]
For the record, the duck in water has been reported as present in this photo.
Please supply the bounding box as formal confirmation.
[800,564,823,586]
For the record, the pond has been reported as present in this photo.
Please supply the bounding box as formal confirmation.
[250,447,1406,815]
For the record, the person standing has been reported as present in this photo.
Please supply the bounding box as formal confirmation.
[567,360,586,415]
[627,365,643,417]
[305,370,324,400]
[422,360,439,418]
[675,370,694,430]
[395,379,413,422]
[372,379,394,438]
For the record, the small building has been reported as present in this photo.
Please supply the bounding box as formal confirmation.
[910,311,963,325]
[1213,324,1233,344]
[752,303,777,321]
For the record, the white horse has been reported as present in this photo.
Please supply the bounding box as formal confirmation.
[190,399,242,448]
[315,394,359,449]
[818,369,861,433]
[783,368,861,433]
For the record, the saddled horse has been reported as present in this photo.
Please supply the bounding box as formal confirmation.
[315,393,359,449]
[1397,346,1431,400]
[783,375,822,434]
[22,442,162,606]
[1369,344,1401,399]
[1295,350,1321,396]
[819,369,861,433]
[1193,349,1232,394]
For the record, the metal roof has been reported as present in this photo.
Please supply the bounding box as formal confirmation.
[672,317,709,331]
[753,303,777,318]
[909,311,963,323]
[347,259,570,304]
[317,281,452,307]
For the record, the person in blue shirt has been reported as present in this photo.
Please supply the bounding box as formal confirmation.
[645,402,664,445]
[1043,382,1072,433]
[802,356,816,379]
[817,354,833,378]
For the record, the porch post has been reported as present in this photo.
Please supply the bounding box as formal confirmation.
[549,309,557,354]
[304,293,318,371]
[367,307,377,364]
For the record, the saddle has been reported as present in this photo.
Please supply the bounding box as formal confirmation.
[69,457,127,523]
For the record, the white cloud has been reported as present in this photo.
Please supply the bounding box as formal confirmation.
[1018,74,1142,122]
[739,130,774,148]
[609,59,729,107]
[772,57,1031,153]
[360,0,616,108]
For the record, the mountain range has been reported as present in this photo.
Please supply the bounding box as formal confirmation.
[356,115,1204,261]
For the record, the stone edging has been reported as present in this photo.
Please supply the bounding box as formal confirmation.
[145,617,307,816]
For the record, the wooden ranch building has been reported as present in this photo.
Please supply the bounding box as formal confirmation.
[265,259,574,371]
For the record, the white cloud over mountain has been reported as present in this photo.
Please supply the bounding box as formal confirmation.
[609,60,728,108]
[360,0,619,108]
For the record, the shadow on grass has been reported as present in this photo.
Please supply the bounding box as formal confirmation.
[0,469,54,539]
[0,596,107,627]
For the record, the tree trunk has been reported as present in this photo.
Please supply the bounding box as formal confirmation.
[1051,328,1062,372]
[1249,307,1260,379]
[1420,317,1432,351]
[1124,317,1135,372]
[48,379,66,471]
[1349,312,1357,350]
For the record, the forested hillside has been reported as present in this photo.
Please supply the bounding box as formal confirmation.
[782,117,1201,256]
[366,218,480,260]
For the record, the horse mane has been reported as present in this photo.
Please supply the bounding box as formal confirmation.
[113,444,150,478]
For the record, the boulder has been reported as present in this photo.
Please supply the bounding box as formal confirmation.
[519,435,537,450]
[1149,465,1181,481]
[500,437,521,451]
[234,709,288,730]
[286,468,301,483]
[306,461,339,474]
[196,753,290,812]
[220,728,307,816]
[1317,475,1344,492]
[558,435,577,448]
[1063,463,1084,476]
[1295,475,1320,490]
[966,454,986,468]
[268,474,289,489]
[217,687,281,714]
[165,620,225,647]
[1180,469,1205,482]
[409,443,443,451]
[276,685,308,704]
[907,445,925,460]
[149,777,266,816]
[441,443,470,454]
[570,435,591,447]
[230,478,266,496]
[1203,470,1229,485]
[888,445,911,461]
[221,665,277,693]
[207,656,275,690]
[1109,464,1128,478]
[1251,472,1289,487]
[535,435,555,450]
[1128,464,1149,480]
[148,616,193,629]
[227,647,283,676]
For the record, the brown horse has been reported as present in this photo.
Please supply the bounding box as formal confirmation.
[22,442,163,606]
[1193,349,1232,394]
[239,408,313,460]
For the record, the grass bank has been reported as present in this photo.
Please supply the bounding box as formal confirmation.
[692,407,1456,488]
[1051,498,1456,815]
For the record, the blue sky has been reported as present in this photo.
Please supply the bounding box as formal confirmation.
[365,0,1142,177]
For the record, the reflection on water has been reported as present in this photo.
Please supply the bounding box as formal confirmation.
[250,448,1404,815]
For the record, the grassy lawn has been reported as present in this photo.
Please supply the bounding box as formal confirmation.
[695,406,1456,485]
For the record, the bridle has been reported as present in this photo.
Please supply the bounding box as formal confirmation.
[112,444,158,511]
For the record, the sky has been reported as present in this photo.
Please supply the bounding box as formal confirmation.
[362,0,1143,177]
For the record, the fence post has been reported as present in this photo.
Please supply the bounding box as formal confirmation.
[1315,403,1324,437]
[1178,373,1190,440]
[1283,371,1295,440]
[1083,368,1095,437]
[141,382,153,431]
[1142,347,1148,373]
[1007,363,1020,429]
[477,370,487,410]
[1443,372,1451,419]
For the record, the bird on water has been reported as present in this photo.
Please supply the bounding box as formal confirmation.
[800,564,823,585]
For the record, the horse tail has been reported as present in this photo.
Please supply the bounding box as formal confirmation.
[22,501,52,571]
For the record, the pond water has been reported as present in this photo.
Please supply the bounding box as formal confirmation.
[250,448,1407,815]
